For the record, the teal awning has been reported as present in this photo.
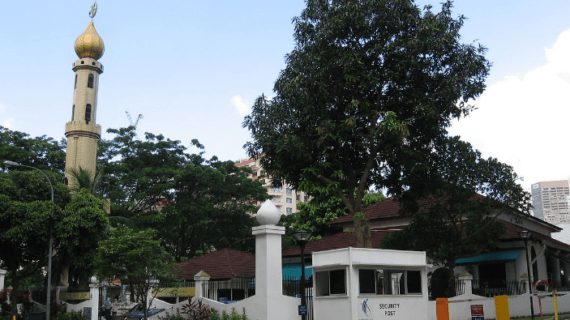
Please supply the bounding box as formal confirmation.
[455,250,521,265]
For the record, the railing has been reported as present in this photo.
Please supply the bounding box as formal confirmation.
[429,278,526,299]
[201,277,255,303]
[472,280,526,297]
[282,277,314,320]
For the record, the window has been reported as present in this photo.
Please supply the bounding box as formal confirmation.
[304,195,309,202]
[316,269,346,296]
[74,75,77,89]
[272,197,281,202]
[286,208,292,214]
[88,74,94,88]
[85,104,92,124]
[286,188,292,194]
[71,105,75,120]
[296,195,300,201]
[273,187,281,192]
[358,269,421,295]
[286,197,292,203]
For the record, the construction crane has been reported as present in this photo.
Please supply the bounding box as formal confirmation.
[125,111,144,139]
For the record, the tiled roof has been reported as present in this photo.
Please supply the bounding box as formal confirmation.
[177,248,255,280]
[282,229,395,257]
[236,159,255,167]
[500,220,570,251]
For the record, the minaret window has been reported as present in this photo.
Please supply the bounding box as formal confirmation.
[88,74,94,88]
[74,75,77,89]
[85,104,92,124]
[72,105,75,120]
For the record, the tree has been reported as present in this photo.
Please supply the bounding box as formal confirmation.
[95,226,176,320]
[287,191,385,240]
[243,0,491,247]
[0,170,70,317]
[153,152,268,261]
[99,127,268,260]
[0,126,66,175]
[381,136,532,297]
[98,127,188,226]
[53,189,108,287]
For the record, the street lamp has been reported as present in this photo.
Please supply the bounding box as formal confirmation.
[293,230,312,320]
[519,230,534,320]
[4,160,54,320]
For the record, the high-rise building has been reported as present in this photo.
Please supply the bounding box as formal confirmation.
[64,8,105,187]
[236,158,309,215]
[531,180,570,224]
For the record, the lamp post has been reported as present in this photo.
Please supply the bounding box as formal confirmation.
[4,160,54,320]
[293,230,312,320]
[519,230,534,320]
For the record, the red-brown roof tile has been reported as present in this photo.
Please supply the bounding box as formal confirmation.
[177,248,255,280]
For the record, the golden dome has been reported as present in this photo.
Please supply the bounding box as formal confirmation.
[74,21,105,60]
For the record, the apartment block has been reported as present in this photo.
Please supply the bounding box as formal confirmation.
[531,180,570,224]
[236,158,309,215]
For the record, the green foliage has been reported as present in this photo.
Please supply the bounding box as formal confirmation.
[52,310,85,320]
[94,225,176,308]
[0,170,70,316]
[285,191,385,241]
[98,127,189,220]
[0,126,66,175]
[208,309,247,320]
[67,167,104,197]
[99,127,268,261]
[158,158,268,261]
[53,189,109,287]
[382,136,531,296]
[243,0,491,247]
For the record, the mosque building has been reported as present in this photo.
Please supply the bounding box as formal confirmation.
[64,5,105,187]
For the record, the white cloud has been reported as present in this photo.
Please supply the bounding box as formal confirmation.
[0,103,15,129]
[449,28,570,191]
[3,118,15,129]
[230,95,250,116]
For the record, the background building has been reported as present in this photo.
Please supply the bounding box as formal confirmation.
[531,180,570,224]
[236,158,308,215]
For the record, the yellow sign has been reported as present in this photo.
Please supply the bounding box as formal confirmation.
[153,287,195,297]
[60,292,91,300]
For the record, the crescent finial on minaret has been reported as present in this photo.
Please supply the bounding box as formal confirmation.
[89,2,98,19]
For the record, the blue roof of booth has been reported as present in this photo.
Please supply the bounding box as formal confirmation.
[455,250,521,265]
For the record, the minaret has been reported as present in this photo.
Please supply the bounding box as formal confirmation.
[64,3,104,187]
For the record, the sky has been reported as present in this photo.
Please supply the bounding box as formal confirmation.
[1,0,570,193]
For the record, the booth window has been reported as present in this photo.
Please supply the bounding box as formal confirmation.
[316,269,346,296]
[359,269,422,295]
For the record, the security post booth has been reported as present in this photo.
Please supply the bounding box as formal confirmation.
[311,247,431,320]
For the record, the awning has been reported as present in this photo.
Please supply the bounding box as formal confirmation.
[455,250,521,265]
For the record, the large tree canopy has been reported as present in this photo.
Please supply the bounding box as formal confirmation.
[98,127,268,260]
[0,170,70,316]
[243,0,491,247]
[382,136,531,297]
[157,155,268,261]
[0,126,66,175]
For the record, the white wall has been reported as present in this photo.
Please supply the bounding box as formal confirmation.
[426,293,570,320]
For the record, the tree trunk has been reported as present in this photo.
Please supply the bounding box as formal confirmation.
[354,214,372,248]
[447,262,457,297]
[9,267,19,317]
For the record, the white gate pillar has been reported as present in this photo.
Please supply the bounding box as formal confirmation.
[0,269,6,290]
[89,277,100,320]
[252,200,285,320]
[193,271,210,298]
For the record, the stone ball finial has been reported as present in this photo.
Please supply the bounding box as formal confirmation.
[256,199,281,225]
[90,276,98,284]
